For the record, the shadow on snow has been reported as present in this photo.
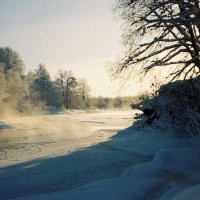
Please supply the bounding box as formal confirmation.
[0,124,150,200]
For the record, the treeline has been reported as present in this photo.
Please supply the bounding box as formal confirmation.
[90,96,141,109]
[0,47,92,114]
[0,47,139,115]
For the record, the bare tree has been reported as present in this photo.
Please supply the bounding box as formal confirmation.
[73,79,91,109]
[55,70,77,109]
[76,79,91,101]
[112,0,200,80]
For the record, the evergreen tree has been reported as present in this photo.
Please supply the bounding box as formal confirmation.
[32,64,54,106]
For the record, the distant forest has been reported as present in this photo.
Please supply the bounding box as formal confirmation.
[0,47,142,116]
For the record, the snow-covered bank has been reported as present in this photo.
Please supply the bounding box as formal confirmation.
[1,110,200,200]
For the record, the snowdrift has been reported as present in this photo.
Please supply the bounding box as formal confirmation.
[11,119,200,200]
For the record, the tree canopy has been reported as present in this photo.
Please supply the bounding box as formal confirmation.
[0,47,24,74]
[112,0,200,80]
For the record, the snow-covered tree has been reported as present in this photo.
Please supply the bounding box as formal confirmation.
[0,47,24,74]
[55,69,77,109]
[32,64,53,105]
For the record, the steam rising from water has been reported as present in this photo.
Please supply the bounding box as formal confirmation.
[0,110,133,167]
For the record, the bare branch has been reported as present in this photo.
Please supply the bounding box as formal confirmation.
[112,0,200,80]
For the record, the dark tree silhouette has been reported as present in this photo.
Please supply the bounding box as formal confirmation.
[112,0,200,80]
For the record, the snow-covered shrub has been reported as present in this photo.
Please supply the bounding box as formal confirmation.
[131,76,200,136]
[158,77,200,136]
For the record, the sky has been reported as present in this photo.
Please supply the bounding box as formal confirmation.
[0,0,146,97]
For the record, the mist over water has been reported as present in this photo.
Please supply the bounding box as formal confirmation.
[0,110,133,167]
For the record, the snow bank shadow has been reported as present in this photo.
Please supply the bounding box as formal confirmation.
[0,126,150,200]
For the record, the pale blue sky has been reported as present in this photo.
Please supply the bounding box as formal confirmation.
[0,0,142,96]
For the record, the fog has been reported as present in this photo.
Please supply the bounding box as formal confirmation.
[0,110,133,167]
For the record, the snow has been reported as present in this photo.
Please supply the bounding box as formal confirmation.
[0,110,200,200]
[170,184,200,200]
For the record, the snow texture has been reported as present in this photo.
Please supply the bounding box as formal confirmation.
[0,110,200,200]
